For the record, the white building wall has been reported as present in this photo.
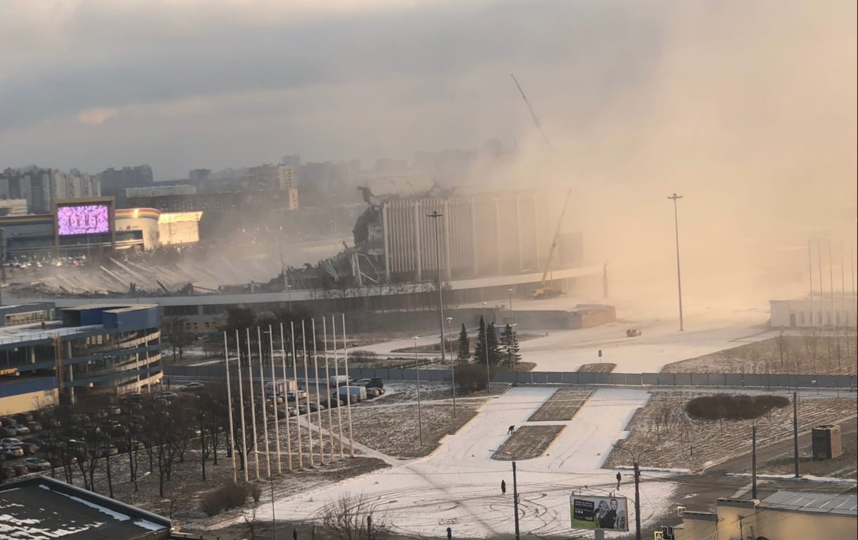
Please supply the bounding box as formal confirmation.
[770,294,857,328]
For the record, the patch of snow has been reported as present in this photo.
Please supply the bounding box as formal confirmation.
[727,473,858,485]
[45,485,131,522]
[134,518,167,531]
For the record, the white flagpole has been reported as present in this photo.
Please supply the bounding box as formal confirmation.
[269,324,282,474]
[246,328,260,480]
[224,331,237,483]
[291,321,303,469]
[342,313,355,457]
[258,327,272,477]
[312,319,325,464]
[302,320,314,467]
[279,322,293,471]
[235,330,249,483]
[323,318,335,461]
[332,316,345,458]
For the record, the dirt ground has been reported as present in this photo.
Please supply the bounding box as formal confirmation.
[663,335,858,375]
[492,425,565,461]
[604,391,858,472]
[528,388,594,422]
[578,363,616,373]
[347,383,487,458]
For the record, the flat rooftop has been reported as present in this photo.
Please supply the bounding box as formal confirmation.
[0,477,170,539]
[761,490,858,517]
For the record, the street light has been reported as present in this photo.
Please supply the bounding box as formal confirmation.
[446,316,457,418]
[413,336,424,446]
[427,211,447,368]
[482,302,490,393]
[667,193,684,332]
[507,288,514,325]
[613,445,656,540]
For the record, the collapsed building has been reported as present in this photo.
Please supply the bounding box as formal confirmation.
[287,178,583,291]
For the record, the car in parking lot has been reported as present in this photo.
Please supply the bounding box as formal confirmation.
[105,406,122,416]
[2,446,24,458]
[23,457,51,472]
[11,463,29,476]
[0,466,15,480]
[11,425,30,435]
[285,390,308,401]
[179,382,205,392]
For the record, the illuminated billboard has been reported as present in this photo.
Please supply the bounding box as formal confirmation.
[570,495,629,532]
[57,204,111,236]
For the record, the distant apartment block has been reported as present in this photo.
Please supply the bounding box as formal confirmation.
[98,164,154,206]
[248,163,294,191]
[0,199,28,217]
[189,168,211,184]
[0,167,101,214]
[126,184,197,198]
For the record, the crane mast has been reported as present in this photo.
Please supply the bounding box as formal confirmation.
[511,74,553,152]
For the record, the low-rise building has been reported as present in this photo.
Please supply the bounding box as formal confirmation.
[770,293,857,328]
[0,476,175,539]
[0,303,162,415]
[675,491,857,540]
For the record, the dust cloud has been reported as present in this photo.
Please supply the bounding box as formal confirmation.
[485,0,857,317]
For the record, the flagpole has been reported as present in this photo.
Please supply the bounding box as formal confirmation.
[247,328,260,479]
[291,321,303,469]
[342,313,355,457]
[279,323,293,471]
[269,324,282,474]
[323,318,335,461]
[236,330,249,483]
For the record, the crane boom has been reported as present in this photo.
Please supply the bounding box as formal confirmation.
[534,190,572,298]
[511,74,553,152]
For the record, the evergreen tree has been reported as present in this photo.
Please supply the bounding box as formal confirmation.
[501,324,522,369]
[457,323,471,362]
[475,316,488,366]
[486,323,502,366]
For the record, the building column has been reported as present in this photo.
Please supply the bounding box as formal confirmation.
[443,200,452,281]
[495,198,502,274]
[471,197,479,276]
[516,195,524,272]
[413,201,422,281]
[382,204,391,282]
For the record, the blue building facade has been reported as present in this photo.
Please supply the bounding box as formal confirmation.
[0,303,162,414]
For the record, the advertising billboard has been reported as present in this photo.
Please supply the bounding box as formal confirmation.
[57,204,110,236]
[570,495,629,531]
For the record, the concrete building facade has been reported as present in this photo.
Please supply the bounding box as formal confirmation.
[0,168,101,214]
[770,293,857,328]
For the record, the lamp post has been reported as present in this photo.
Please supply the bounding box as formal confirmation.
[446,316,457,418]
[482,301,490,393]
[507,288,514,325]
[614,446,655,540]
[667,193,685,331]
[427,210,447,368]
[413,336,424,446]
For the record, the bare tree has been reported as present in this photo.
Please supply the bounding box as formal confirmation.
[321,493,390,540]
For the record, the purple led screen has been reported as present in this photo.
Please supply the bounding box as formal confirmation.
[57,205,110,236]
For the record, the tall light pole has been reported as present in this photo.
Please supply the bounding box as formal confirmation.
[614,445,655,540]
[446,316,457,418]
[482,301,491,393]
[667,193,685,331]
[427,210,447,368]
[507,288,514,325]
[413,336,424,446]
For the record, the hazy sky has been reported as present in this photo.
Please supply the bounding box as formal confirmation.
[1,0,673,179]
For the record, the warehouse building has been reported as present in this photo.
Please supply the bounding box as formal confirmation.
[770,293,857,328]
[0,303,162,415]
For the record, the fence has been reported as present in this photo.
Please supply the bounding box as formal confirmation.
[164,365,857,390]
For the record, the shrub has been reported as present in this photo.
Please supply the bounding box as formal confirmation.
[455,363,490,395]
[200,481,250,516]
[686,394,790,421]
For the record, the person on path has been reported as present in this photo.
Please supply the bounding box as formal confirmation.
[616,471,622,490]
[501,480,507,494]
[507,425,515,435]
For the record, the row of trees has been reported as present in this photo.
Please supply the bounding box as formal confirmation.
[456,316,521,368]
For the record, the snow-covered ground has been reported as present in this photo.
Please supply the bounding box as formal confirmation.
[264,387,677,538]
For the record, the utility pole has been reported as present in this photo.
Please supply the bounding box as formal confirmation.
[615,446,652,540]
[414,336,424,446]
[793,392,800,478]
[512,462,521,540]
[667,193,684,331]
[808,240,815,327]
[446,316,457,418]
[508,288,514,325]
[752,425,758,499]
[482,302,491,393]
[428,211,447,371]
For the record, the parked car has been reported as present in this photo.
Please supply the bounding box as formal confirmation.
[0,466,15,480]
[1,438,25,448]
[0,417,16,426]
[97,443,119,456]
[13,413,33,424]
[11,464,29,476]
[25,422,42,433]
[338,385,367,403]
[366,378,385,390]
[285,391,308,401]
[626,329,642,337]
[108,423,130,437]
[366,388,382,399]
[122,392,144,402]
[2,446,24,458]
[11,425,30,436]
[328,375,352,387]
[0,427,15,437]
[23,457,51,472]
[307,402,325,413]
[179,382,205,392]
[106,406,122,416]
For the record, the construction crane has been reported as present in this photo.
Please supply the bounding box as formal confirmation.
[533,190,572,299]
[511,74,553,152]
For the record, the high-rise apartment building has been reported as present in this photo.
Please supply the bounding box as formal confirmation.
[98,164,154,206]
[248,164,294,191]
[0,167,101,214]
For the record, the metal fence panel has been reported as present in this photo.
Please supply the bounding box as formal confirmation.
[608,373,626,385]
[642,373,658,386]
[725,374,744,386]
[657,373,676,386]
[547,372,563,384]
[675,373,692,386]
[579,372,595,385]
[562,372,579,385]
[624,373,643,386]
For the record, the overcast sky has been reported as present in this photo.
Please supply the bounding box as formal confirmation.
[0,0,673,179]
[0,0,855,188]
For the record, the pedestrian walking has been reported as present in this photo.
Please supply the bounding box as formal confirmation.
[616,471,622,490]
[507,425,515,435]
[501,480,507,494]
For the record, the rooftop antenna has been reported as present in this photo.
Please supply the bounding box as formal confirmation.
[511,74,553,152]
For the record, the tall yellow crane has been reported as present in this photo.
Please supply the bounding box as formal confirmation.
[532,190,572,299]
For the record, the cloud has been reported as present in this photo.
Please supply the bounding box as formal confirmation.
[76,107,119,126]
